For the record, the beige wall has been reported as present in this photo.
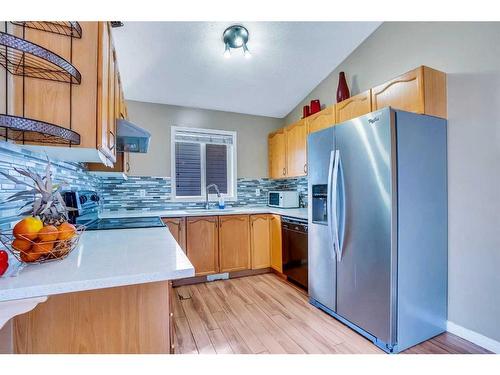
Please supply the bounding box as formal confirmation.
[126,100,283,178]
[285,22,500,343]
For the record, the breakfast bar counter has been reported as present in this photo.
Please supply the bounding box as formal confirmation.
[0,227,194,354]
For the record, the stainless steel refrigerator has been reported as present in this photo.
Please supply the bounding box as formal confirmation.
[308,107,447,353]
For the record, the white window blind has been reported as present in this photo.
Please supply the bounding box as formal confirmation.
[171,127,237,201]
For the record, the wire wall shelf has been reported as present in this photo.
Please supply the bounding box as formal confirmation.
[0,114,81,145]
[10,21,82,38]
[0,31,81,84]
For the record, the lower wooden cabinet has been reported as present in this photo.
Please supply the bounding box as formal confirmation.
[162,217,186,253]
[250,214,271,269]
[186,216,219,276]
[270,214,283,273]
[219,215,251,272]
[13,281,171,354]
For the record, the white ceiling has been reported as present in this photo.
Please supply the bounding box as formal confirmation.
[112,22,381,118]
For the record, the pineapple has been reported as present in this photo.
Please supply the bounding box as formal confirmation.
[0,158,74,226]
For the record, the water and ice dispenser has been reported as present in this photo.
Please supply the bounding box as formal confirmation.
[312,184,328,224]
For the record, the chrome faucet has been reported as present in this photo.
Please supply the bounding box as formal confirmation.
[205,184,221,209]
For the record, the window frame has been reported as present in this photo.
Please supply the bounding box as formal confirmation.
[170,126,237,202]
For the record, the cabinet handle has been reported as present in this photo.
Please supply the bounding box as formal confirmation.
[126,161,130,173]
[109,130,116,151]
[282,167,286,176]
[304,164,307,174]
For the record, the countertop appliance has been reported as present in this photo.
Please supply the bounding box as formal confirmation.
[268,190,299,208]
[63,191,164,230]
[281,216,308,289]
[308,108,447,353]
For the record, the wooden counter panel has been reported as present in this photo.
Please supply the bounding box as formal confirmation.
[13,281,171,354]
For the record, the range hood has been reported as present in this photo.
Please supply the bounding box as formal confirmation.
[116,119,151,153]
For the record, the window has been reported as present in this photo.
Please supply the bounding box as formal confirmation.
[171,126,237,201]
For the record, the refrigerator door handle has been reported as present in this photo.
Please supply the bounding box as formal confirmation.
[327,150,338,261]
[337,151,346,261]
[330,150,341,261]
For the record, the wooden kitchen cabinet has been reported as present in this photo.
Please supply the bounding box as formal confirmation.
[336,90,372,123]
[268,129,287,179]
[186,216,219,276]
[250,214,271,269]
[270,214,283,273]
[9,22,125,166]
[285,118,308,177]
[14,281,172,353]
[218,215,251,273]
[307,105,336,134]
[162,217,186,253]
[371,66,447,118]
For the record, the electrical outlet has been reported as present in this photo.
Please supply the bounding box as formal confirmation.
[255,188,261,197]
[139,189,146,197]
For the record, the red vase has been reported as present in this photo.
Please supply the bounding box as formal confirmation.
[310,99,321,114]
[336,72,350,103]
[303,105,311,118]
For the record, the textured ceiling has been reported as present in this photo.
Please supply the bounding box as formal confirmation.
[113,22,381,118]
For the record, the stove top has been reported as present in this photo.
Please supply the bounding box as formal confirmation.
[63,191,165,231]
[82,216,165,231]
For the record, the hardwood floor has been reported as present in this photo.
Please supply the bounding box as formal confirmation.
[172,273,490,354]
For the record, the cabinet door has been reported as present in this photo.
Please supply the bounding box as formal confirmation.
[218,215,250,273]
[186,216,219,276]
[250,215,271,269]
[97,22,111,159]
[372,67,424,115]
[270,215,282,273]
[307,106,336,134]
[285,119,307,177]
[107,48,117,163]
[336,90,372,123]
[268,130,286,179]
[162,217,186,253]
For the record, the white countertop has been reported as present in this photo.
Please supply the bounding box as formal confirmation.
[0,227,194,302]
[100,206,308,221]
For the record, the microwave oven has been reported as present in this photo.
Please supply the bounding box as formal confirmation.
[268,191,299,208]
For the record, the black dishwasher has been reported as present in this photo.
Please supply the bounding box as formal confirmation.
[282,216,308,290]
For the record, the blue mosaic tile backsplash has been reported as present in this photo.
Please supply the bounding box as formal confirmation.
[98,175,308,212]
[0,140,309,226]
[0,141,99,229]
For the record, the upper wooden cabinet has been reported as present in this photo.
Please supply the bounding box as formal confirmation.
[186,216,219,276]
[250,215,271,270]
[371,66,446,118]
[9,22,125,166]
[336,90,372,123]
[219,215,251,273]
[162,217,186,253]
[307,106,336,134]
[268,129,287,179]
[285,118,308,177]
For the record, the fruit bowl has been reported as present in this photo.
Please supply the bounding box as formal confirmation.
[0,224,85,264]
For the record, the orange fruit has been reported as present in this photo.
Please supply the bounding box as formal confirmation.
[32,241,54,254]
[13,217,43,240]
[12,238,32,252]
[57,222,76,240]
[20,251,41,263]
[38,225,59,242]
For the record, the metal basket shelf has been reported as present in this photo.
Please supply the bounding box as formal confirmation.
[0,31,81,84]
[11,21,82,38]
[0,114,81,145]
[0,225,85,264]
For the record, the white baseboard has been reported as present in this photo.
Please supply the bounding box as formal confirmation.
[447,321,500,353]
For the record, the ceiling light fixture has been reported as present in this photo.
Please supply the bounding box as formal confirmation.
[222,25,250,59]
